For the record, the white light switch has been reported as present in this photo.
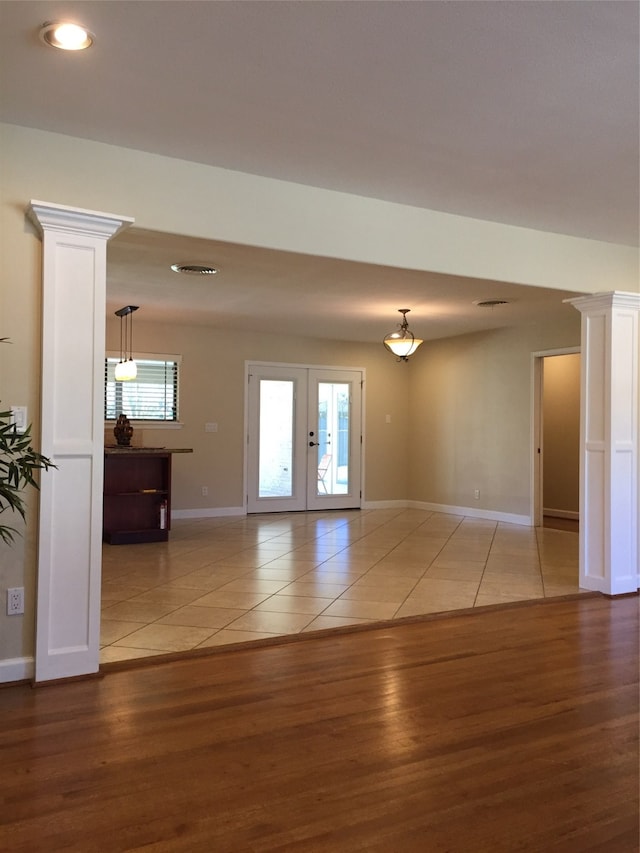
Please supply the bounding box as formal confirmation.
[385,414,391,424]
[11,406,27,433]
[205,422,218,433]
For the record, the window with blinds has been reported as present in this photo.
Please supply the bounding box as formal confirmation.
[105,355,180,422]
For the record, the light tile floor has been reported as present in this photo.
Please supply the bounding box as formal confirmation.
[100,508,583,664]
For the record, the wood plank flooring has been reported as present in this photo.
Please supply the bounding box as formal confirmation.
[1,595,638,852]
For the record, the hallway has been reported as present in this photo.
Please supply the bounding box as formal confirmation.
[100,508,582,665]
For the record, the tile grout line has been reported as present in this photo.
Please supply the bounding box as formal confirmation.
[104,509,434,652]
[471,521,498,608]
[101,511,578,660]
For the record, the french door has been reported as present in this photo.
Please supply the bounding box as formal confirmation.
[246,364,363,513]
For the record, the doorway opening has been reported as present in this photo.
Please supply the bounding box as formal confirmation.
[246,363,363,513]
[531,348,580,528]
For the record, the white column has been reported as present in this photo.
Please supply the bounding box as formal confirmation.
[27,201,133,682]
[569,292,639,595]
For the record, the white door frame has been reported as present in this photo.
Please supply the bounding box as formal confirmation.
[244,361,364,513]
[530,347,580,528]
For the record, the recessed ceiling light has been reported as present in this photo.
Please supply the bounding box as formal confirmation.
[473,299,510,308]
[40,22,94,51]
[170,264,218,275]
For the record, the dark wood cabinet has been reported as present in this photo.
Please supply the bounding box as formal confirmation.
[103,451,173,544]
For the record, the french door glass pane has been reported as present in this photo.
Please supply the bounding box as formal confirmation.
[317,382,349,496]
[259,380,294,498]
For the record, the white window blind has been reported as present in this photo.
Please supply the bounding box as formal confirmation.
[105,356,179,421]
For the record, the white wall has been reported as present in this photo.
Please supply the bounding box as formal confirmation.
[105,317,411,510]
[3,123,637,294]
[408,318,581,518]
[105,314,582,523]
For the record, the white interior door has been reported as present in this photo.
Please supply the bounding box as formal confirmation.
[246,364,362,513]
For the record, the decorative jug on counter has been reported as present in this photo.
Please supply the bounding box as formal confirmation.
[114,413,134,446]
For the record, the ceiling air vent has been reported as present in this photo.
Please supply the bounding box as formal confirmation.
[473,299,510,308]
[170,264,218,275]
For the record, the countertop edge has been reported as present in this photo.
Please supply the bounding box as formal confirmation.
[104,447,193,454]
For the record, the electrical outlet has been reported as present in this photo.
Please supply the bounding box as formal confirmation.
[201,486,208,496]
[474,489,480,500]
[205,422,218,433]
[7,587,24,615]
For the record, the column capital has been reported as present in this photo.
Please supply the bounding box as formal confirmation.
[27,200,133,241]
[566,291,640,314]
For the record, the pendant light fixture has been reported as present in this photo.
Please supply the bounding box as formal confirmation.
[383,309,423,361]
[114,305,139,381]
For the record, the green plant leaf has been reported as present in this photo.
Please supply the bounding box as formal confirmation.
[0,398,56,546]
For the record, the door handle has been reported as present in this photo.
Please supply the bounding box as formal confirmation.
[309,441,319,447]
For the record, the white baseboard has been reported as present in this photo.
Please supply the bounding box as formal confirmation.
[578,574,640,595]
[363,499,531,526]
[362,500,408,510]
[543,508,579,520]
[172,506,246,520]
[0,656,34,684]
[174,501,531,527]
[407,500,532,526]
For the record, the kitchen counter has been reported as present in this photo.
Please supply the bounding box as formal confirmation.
[103,448,193,544]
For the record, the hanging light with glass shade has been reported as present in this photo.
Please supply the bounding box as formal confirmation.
[114,305,139,381]
[383,309,423,361]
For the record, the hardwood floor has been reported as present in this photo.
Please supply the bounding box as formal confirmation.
[543,515,579,533]
[2,595,638,852]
